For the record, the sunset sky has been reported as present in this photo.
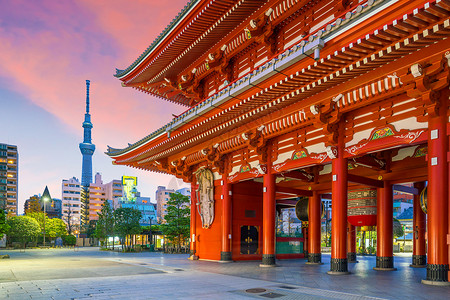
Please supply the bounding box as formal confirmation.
[0,0,191,212]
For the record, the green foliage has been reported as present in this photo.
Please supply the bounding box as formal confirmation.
[0,210,10,236]
[46,218,67,238]
[141,224,160,232]
[161,192,190,251]
[26,212,47,233]
[86,220,97,238]
[96,201,115,241]
[393,218,404,238]
[62,234,76,246]
[114,207,142,251]
[7,216,41,247]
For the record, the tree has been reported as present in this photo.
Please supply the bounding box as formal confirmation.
[64,205,75,235]
[46,218,67,238]
[393,218,404,238]
[0,210,9,237]
[26,212,48,233]
[161,192,190,252]
[96,201,115,249]
[7,216,41,248]
[114,207,142,251]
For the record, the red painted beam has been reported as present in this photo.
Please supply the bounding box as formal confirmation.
[276,186,313,197]
[347,174,384,188]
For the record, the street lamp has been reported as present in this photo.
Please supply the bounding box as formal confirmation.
[43,197,49,247]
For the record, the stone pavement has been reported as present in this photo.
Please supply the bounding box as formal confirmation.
[0,248,448,299]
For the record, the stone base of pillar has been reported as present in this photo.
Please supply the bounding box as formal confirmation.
[188,250,199,260]
[306,253,323,265]
[421,264,450,285]
[220,251,232,262]
[373,256,396,271]
[260,254,276,267]
[327,258,350,275]
[410,255,426,268]
[347,252,358,263]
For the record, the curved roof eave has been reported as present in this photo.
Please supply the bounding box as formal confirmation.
[114,0,201,80]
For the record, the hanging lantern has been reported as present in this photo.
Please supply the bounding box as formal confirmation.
[360,226,375,231]
[294,197,324,222]
[347,188,377,226]
[420,185,427,214]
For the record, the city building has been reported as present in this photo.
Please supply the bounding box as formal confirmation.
[107,0,450,284]
[61,173,123,225]
[117,176,157,225]
[155,186,174,223]
[155,186,190,223]
[119,197,157,226]
[24,195,41,214]
[0,143,18,216]
[25,187,62,218]
[61,177,81,229]
[40,186,62,219]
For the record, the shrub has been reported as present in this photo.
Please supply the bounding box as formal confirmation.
[62,234,77,246]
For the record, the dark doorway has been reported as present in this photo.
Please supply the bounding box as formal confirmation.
[240,225,259,254]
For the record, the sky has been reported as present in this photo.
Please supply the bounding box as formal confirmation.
[0,0,191,212]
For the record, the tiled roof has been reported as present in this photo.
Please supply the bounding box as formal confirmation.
[397,207,413,220]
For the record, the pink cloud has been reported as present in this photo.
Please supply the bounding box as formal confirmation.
[0,0,189,152]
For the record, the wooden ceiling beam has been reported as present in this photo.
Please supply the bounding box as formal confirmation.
[392,184,419,195]
[276,199,298,206]
[278,170,314,182]
[347,174,384,188]
[276,186,313,197]
[351,155,386,170]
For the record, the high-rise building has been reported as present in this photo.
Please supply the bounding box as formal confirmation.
[0,143,18,216]
[79,80,95,228]
[61,177,82,229]
[155,186,191,223]
[62,173,123,226]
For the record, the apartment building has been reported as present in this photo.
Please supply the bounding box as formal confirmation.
[0,143,18,216]
[155,186,191,223]
[62,173,123,225]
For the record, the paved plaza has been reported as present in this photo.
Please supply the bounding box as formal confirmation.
[0,248,448,299]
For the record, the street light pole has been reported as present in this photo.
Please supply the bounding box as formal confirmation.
[43,197,47,247]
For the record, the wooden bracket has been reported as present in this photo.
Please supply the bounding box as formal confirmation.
[402,55,450,118]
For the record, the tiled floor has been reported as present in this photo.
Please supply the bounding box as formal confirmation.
[0,248,448,299]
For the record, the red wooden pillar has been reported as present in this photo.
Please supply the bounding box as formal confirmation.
[347,223,357,263]
[374,180,396,270]
[221,180,232,261]
[261,147,276,267]
[307,191,322,264]
[328,123,349,274]
[423,91,449,284]
[411,182,426,268]
[189,184,198,259]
